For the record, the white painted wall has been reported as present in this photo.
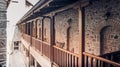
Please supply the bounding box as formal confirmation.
[7,0,39,67]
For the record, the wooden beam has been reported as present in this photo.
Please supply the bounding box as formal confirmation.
[34,0,53,13]
[44,1,80,16]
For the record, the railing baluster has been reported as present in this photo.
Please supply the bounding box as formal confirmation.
[65,52,67,67]
[98,60,101,67]
[56,48,58,64]
[93,58,97,67]
[68,54,70,67]
[101,61,103,67]
[52,46,79,67]
[77,57,79,67]
[84,55,88,67]
[72,56,75,67]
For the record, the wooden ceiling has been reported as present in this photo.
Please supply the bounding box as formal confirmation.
[19,0,78,23]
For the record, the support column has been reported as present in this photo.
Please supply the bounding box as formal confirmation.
[29,21,33,67]
[78,7,85,67]
[41,17,44,55]
[50,14,55,67]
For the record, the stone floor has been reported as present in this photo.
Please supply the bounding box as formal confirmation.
[9,50,26,67]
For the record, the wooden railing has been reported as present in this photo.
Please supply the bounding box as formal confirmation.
[31,37,42,52]
[100,51,120,63]
[83,52,120,67]
[22,34,120,67]
[42,42,50,59]
[22,34,30,43]
[53,46,79,67]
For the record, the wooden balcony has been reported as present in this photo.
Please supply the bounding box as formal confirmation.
[22,33,120,67]
[31,37,42,52]
[22,33,30,43]
[42,42,50,59]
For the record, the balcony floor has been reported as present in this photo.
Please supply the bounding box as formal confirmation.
[9,50,26,67]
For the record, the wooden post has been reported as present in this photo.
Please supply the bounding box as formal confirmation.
[35,20,37,38]
[41,17,44,55]
[50,14,55,66]
[78,7,85,67]
[28,21,33,67]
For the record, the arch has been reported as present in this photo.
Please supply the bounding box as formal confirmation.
[100,25,112,54]
[100,25,120,55]
[94,19,120,34]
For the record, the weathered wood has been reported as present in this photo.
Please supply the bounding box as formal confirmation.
[34,0,53,13]
[83,52,120,67]
[45,1,80,16]
[53,46,79,67]
[53,46,79,57]
[78,6,84,67]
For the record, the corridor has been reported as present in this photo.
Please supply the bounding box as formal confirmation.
[9,50,26,67]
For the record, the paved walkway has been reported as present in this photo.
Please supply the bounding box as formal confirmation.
[9,50,26,67]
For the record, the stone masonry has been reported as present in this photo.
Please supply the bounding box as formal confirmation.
[0,0,6,66]
[85,0,120,55]
[55,9,79,54]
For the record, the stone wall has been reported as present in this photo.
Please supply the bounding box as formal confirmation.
[55,9,79,54]
[85,0,120,55]
[37,19,42,40]
[43,18,50,43]
[0,0,6,66]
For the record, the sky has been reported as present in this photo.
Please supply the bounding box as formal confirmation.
[7,0,39,67]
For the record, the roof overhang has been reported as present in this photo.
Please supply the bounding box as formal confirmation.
[6,0,11,8]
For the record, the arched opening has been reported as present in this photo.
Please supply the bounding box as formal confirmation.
[100,25,120,54]
[100,25,112,55]
[66,27,71,51]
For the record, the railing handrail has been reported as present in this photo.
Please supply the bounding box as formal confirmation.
[42,41,50,45]
[83,52,120,66]
[23,33,30,37]
[53,46,79,57]
[32,37,42,42]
